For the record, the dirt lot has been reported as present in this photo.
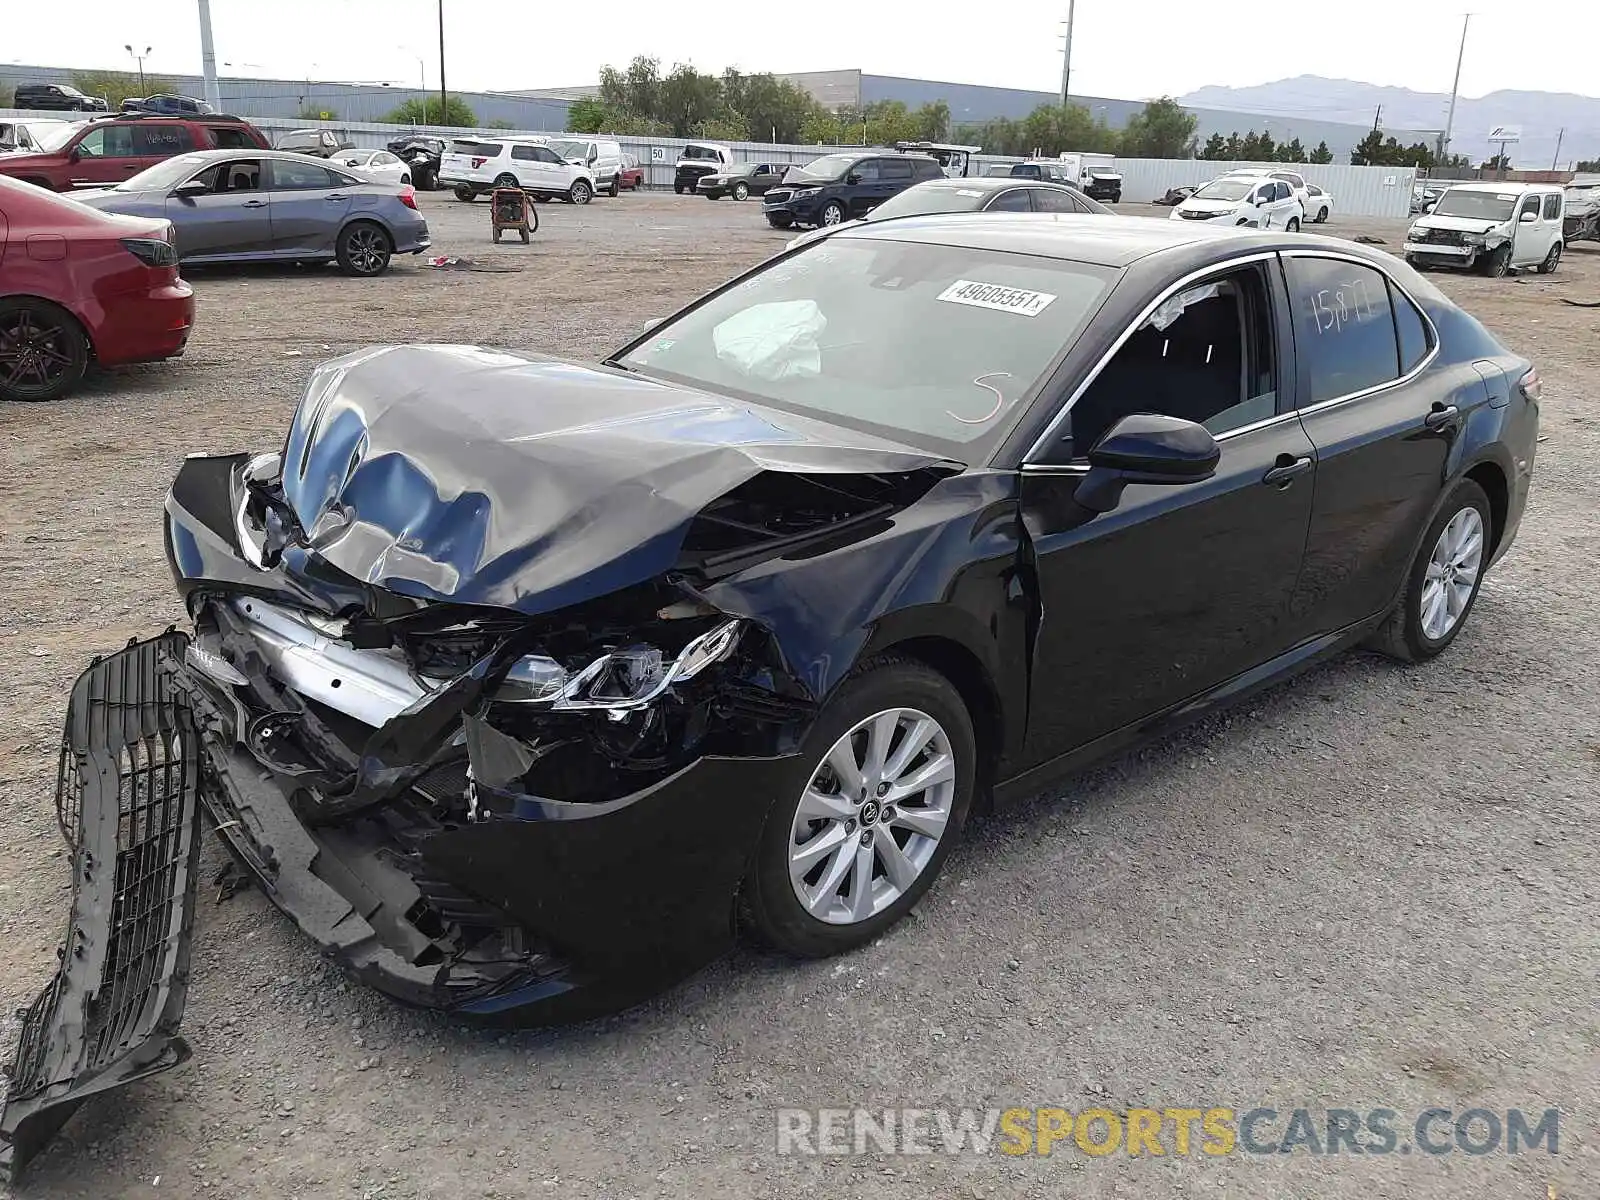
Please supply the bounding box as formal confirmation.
[2,192,1597,1198]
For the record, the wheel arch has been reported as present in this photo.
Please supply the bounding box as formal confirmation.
[338,214,395,244]
[1464,457,1510,559]
[1,291,95,358]
[867,633,1005,812]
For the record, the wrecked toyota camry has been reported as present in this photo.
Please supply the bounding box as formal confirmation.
[5,215,1539,1178]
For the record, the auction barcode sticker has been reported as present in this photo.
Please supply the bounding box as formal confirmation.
[936,280,1057,317]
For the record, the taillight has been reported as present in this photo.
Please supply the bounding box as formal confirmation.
[399,186,417,210]
[1519,366,1542,403]
[121,237,177,267]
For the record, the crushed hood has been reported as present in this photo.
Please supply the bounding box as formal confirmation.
[1413,214,1502,235]
[275,345,955,614]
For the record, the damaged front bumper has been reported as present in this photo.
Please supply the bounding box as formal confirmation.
[2,634,202,1184]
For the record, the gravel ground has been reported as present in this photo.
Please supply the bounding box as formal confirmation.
[1,192,1597,1199]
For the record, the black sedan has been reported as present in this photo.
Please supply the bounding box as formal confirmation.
[697,161,784,200]
[787,176,1112,248]
[4,216,1539,1176]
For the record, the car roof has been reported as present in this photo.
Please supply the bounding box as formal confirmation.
[1445,180,1559,193]
[143,148,365,165]
[830,211,1307,267]
[909,177,1072,194]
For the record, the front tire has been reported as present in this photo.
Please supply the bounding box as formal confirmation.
[0,298,89,402]
[568,179,592,205]
[1287,216,1301,232]
[1368,479,1491,663]
[335,221,393,277]
[819,200,846,227]
[732,181,750,201]
[766,213,793,229]
[1482,245,1510,278]
[743,658,975,958]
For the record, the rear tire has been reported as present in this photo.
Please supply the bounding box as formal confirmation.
[454,184,476,202]
[1287,217,1301,232]
[1367,479,1492,663]
[335,221,393,277]
[1316,206,1330,223]
[0,298,89,403]
[742,658,975,958]
[608,175,620,197]
[1537,241,1562,274]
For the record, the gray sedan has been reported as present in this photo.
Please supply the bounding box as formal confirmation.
[74,149,430,276]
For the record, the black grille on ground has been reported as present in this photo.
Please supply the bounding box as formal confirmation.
[2,633,202,1184]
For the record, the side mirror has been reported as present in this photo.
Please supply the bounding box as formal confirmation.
[68,147,81,163]
[1254,195,1269,207]
[1518,210,1537,223]
[172,179,208,198]
[587,150,598,164]
[1072,413,1220,514]
[846,172,861,185]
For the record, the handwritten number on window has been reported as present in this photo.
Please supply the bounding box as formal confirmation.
[1309,278,1377,334]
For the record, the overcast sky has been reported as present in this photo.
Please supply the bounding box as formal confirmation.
[7,0,1590,102]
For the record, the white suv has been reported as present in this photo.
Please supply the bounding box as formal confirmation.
[1223,166,1312,213]
[440,137,597,204]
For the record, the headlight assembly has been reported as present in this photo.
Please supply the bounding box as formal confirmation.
[494,619,743,714]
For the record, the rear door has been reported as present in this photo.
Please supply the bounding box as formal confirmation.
[264,158,352,256]
[166,158,272,259]
[1281,251,1476,635]
[130,122,194,174]
[0,634,202,1184]
[877,156,915,207]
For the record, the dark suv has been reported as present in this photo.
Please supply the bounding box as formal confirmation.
[13,83,108,112]
[763,151,945,229]
[0,113,270,191]
[121,94,214,116]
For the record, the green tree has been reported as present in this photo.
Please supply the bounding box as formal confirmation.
[1483,153,1511,170]
[1118,97,1197,158]
[298,104,338,121]
[383,95,476,127]
[599,56,662,119]
[1199,132,1228,160]
[485,118,516,130]
[801,108,845,144]
[73,70,174,106]
[0,85,13,109]
[1309,140,1334,164]
[1349,129,1384,165]
[566,96,610,133]
[1576,158,1600,172]
[1276,137,1308,163]
[914,101,950,142]
[1223,132,1244,158]
[863,100,923,146]
[719,70,823,144]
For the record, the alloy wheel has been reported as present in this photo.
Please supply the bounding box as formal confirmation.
[0,308,77,399]
[345,227,388,275]
[820,202,844,226]
[788,708,956,925]
[1420,507,1484,640]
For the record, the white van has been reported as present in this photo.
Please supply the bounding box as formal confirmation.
[545,136,626,196]
[1404,182,1565,276]
[439,137,597,204]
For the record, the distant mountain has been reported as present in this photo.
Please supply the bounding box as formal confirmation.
[1181,76,1600,168]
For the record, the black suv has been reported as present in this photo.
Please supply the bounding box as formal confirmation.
[13,82,108,111]
[121,94,214,115]
[763,151,945,229]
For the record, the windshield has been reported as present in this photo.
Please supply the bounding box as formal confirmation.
[681,145,722,161]
[1194,179,1252,202]
[117,153,213,191]
[617,236,1114,457]
[35,121,84,152]
[784,154,857,184]
[1432,190,1516,221]
[547,139,588,161]
[866,183,987,220]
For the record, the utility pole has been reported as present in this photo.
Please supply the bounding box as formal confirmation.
[125,45,150,93]
[1372,104,1382,132]
[1551,127,1564,171]
[196,0,221,111]
[437,0,448,126]
[1059,0,1075,108]
[1441,13,1470,162]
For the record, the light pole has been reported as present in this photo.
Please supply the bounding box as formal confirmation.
[1441,13,1470,163]
[125,44,150,94]
[1058,0,1076,108]
[437,0,448,126]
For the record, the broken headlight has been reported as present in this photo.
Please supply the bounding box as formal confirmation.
[495,619,743,712]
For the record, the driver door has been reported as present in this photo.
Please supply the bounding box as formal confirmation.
[1018,257,1315,766]
[64,124,139,187]
[165,158,273,259]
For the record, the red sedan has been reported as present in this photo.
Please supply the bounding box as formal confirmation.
[0,175,194,401]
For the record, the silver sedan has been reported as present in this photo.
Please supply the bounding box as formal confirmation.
[74,149,430,276]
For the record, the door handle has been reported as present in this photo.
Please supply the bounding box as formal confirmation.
[240,199,266,208]
[1423,403,1460,432]
[1262,454,1313,487]
[325,193,347,201]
